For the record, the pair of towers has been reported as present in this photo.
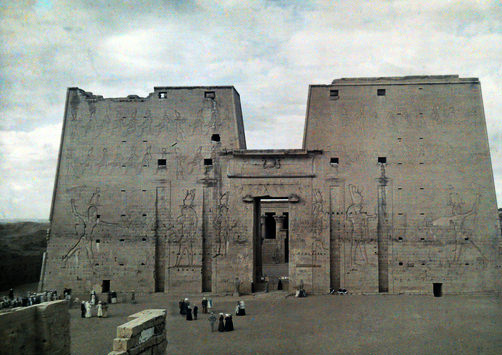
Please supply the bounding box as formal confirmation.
[42,76,500,295]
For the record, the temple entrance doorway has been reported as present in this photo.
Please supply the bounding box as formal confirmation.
[253,197,290,292]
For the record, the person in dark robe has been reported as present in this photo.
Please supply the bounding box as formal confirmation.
[238,301,246,316]
[186,306,193,321]
[218,313,225,332]
[179,299,184,314]
[224,314,234,331]
[193,305,198,320]
[80,301,86,318]
[182,298,189,315]
[202,297,208,313]
[8,288,14,300]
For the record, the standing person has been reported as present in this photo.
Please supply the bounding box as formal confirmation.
[131,291,136,304]
[193,305,198,320]
[80,301,86,318]
[179,299,184,315]
[85,301,92,318]
[236,300,246,316]
[208,312,217,332]
[90,291,97,306]
[186,306,193,321]
[8,288,14,300]
[218,313,225,332]
[224,314,234,331]
[182,298,189,315]
[97,301,103,317]
[202,297,208,313]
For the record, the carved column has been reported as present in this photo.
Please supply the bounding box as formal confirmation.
[274,215,286,263]
[260,215,267,241]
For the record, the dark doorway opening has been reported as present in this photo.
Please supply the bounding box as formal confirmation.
[264,213,276,239]
[433,283,442,297]
[102,280,110,293]
[254,197,290,292]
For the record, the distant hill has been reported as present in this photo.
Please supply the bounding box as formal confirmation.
[0,222,49,291]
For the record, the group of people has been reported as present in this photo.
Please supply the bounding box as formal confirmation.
[80,291,108,318]
[1,288,59,310]
[178,296,246,333]
[179,298,200,320]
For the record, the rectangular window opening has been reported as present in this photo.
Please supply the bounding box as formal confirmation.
[159,92,167,99]
[330,157,339,165]
[211,134,221,142]
[377,89,386,96]
[204,158,213,166]
[158,159,167,168]
[378,157,387,164]
[205,91,215,99]
[329,89,339,99]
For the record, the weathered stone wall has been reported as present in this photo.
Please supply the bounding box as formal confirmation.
[109,309,166,355]
[0,300,70,355]
[304,75,501,293]
[43,87,245,293]
[44,75,500,296]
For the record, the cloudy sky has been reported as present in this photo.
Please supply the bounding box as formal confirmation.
[0,0,501,220]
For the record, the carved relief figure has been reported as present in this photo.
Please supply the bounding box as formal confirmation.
[138,110,153,137]
[96,148,108,174]
[432,190,483,262]
[312,190,326,238]
[70,93,80,121]
[346,185,374,267]
[139,145,152,172]
[213,192,238,257]
[125,146,139,174]
[63,188,114,270]
[184,146,204,176]
[174,189,198,266]
[88,100,96,120]
[312,189,329,258]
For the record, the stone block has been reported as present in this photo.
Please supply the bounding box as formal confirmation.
[113,336,137,352]
[127,309,166,321]
[116,314,163,338]
[128,334,166,355]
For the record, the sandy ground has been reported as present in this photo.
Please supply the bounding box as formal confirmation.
[69,291,502,355]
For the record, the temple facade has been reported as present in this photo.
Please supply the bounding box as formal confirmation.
[42,75,501,295]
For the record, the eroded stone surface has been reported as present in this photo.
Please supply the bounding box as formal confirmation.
[42,76,501,295]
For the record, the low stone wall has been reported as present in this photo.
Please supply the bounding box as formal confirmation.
[0,300,70,355]
[109,309,167,355]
